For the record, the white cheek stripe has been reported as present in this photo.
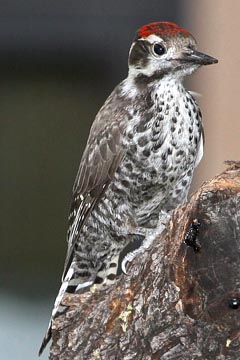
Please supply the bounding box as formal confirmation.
[129,42,135,55]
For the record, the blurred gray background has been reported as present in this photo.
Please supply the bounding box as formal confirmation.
[1,1,239,359]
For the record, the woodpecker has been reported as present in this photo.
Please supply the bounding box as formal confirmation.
[39,21,217,355]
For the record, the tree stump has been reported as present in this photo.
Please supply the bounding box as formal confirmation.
[50,161,240,360]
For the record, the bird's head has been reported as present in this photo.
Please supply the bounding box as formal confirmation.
[128,22,218,82]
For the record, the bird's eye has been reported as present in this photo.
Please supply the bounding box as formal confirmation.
[153,43,166,56]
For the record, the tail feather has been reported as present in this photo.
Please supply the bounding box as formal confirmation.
[38,321,52,356]
[39,257,121,356]
[38,265,94,356]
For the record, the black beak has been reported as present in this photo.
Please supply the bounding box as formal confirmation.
[182,49,218,66]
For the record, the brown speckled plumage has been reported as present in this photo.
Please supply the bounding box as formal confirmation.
[39,21,217,355]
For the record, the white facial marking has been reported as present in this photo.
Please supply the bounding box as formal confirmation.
[139,34,163,44]
[129,41,135,54]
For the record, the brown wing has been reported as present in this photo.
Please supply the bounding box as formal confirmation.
[62,119,125,281]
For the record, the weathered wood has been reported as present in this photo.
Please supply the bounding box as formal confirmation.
[50,161,240,360]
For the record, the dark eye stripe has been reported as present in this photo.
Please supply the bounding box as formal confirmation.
[128,40,149,67]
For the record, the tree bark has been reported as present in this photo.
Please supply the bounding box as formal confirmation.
[50,161,240,360]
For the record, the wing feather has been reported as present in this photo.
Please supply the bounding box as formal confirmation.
[62,117,125,280]
[194,123,205,168]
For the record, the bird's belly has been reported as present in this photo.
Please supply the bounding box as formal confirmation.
[120,142,197,227]
[119,90,202,226]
